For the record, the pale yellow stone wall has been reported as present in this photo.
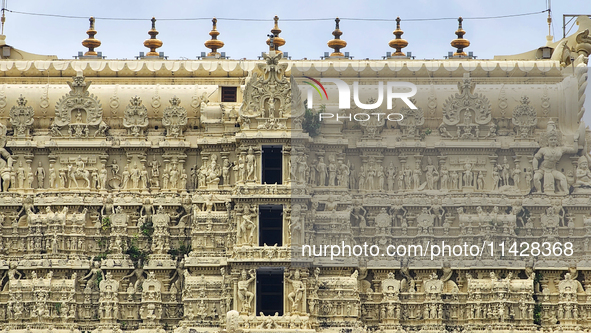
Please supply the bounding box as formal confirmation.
[0,24,588,333]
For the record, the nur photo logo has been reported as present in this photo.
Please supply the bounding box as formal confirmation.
[301,77,417,121]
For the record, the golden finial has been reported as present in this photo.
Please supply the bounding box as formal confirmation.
[144,17,163,57]
[266,15,285,54]
[82,17,101,56]
[388,17,408,57]
[327,17,347,57]
[204,18,224,57]
[450,17,470,57]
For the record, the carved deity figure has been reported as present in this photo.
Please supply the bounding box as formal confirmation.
[463,161,474,187]
[206,155,221,186]
[477,171,485,190]
[79,261,103,291]
[122,260,147,293]
[237,269,255,314]
[149,158,160,188]
[1,262,22,291]
[375,207,392,233]
[450,170,459,190]
[328,155,337,186]
[541,206,560,228]
[512,161,522,189]
[246,147,257,182]
[533,124,578,194]
[164,259,186,295]
[316,156,327,186]
[130,163,141,189]
[234,154,245,184]
[140,165,149,189]
[286,269,305,313]
[222,158,232,185]
[492,168,500,191]
[16,161,25,189]
[575,155,591,188]
[26,168,34,188]
[351,199,367,228]
[121,164,130,190]
[386,162,396,192]
[169,162,179,189]
[338,159,350,188]
[423,157,439,190]
[439,166,449,191]
[0,126,14,192]
[238,204,257,245]
[45,163,56,189]
[35,162,45,189]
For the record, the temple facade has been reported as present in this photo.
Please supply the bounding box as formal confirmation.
[0,13,590,333]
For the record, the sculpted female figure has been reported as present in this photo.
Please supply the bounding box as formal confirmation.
[1,262,22,291]
[423,157,439,190]
[79,260,103,291]
[237,269,256,313]
[246,148,256,182]
[286,270,305,312]
[170,163,180,189]
[122,259,146,293]
[387,162,396,192]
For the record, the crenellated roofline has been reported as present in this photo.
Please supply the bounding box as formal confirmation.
[0,59,570,79]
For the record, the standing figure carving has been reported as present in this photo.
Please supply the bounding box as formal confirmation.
[35,162,45,189]
[246,148,257,182]
[286,269,305,313]
[533,122,579,194]
[237,269,255,314]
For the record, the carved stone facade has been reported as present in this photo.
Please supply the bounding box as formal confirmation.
[0,17,590,333]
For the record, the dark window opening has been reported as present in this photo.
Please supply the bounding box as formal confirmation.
[221,86,237,102]
[256,267,284,316]
[259,204,283,246]
[262,145,282,185]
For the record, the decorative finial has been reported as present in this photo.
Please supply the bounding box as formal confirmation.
[388,17,408,56]
[545,6,553,46]
[266,16,285,54]
[82,17,101,56]
[144,17,163,57]
[450,17,470,57]
[204,17,224,57]
[327,17,347,57]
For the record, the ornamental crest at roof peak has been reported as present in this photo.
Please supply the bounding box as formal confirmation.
[240,52,291,119]
[9,95,34,138]
[54,74,103,127]
[442,77,491,126]
[52,74,107,138]
[162,96,187,138]
[123,96,149,137]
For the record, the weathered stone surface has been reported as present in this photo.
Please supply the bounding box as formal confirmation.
[0,18,589,332]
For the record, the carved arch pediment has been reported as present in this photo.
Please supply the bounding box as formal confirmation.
[54,74,103,127]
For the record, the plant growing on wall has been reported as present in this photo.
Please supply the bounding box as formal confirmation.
[302,100,322,137]
[168,243,192,260]
[126,234,150,268]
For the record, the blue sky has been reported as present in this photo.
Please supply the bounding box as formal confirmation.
[2,0,591,127]
[3,0,589,60]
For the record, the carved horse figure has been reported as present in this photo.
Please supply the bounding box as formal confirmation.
[68,164,91,189]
